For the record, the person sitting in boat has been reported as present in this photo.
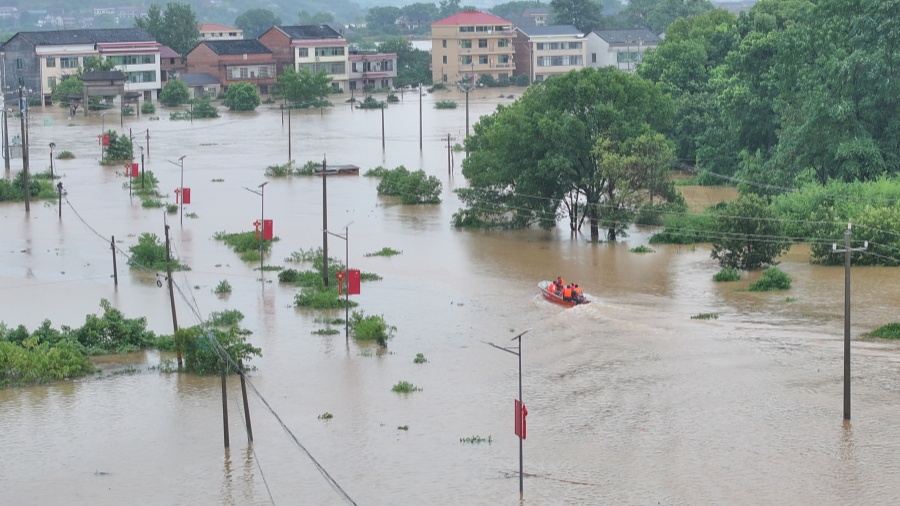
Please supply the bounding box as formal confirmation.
[562,284,573,302]
[573,284,584,304]
[549,282,559,294]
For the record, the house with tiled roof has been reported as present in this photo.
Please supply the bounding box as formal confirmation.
[199,23,243,40]
[1,28,161,105]
[258,25,349,91]
[348,49,397,91]
[186,39,276,94]
[159,45,184,86]
[431,11,515,84]
[513,25,586,84]
[585,28,659,72]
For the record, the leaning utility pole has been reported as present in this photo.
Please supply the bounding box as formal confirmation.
[164,222,181,368]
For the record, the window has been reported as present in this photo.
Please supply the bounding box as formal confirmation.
[442,40,447,48]
[478,39,487,48]
[498,55,509,64]
[591,53,597,63]
[316,46,345,57]
[46,57,56,68]
[299,48,309,57]
[442,55,447,64]
[568,42,582,49]
[60,57,79,69]
[461,40,471,49]
[125,71,156,83]
[479,55,488,64]
[498,39,508,48]
[459,26,474,32]
[461,56,472,65]
[240,67,248,78]
[47,77,57,88]
[259,66,270,78]
[476,25,491,32]
[16,58,25,69]
[536,43,544,50]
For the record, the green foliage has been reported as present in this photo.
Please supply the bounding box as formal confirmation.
[160,80,191,106]
[312,328,340,335]
[127,232,190,271]
[551,0,602,32]
[135,2,200,57]
[867,323,900,340]
[713,267,741,282]
[213,230,277,262]
[460,435,492,444]
[277,67,333,108]
[391,380,421,393]
[373,165,442,204]
[629,245,654,253]
[56,150,75,160]
[190,98,219,119]
[177,325,261,375]
[711,194,790,270]
[101,130,133,164]
[166,204,178,214]
[386,93,399,103]
[357,96,385,109]
[621,0,715,35]
[413,353,427,364]
[318,411,334,420]
[0,339,95,388]
[0,171,53,202]
[214,280,232,294]
[747,267,792,292]
[428,83,448,93]
[224,82,260,111]
[691,313,719,320]
[434,100,458,109]
[51,75,83,106]
[265,160,318,177]
[141,101,156,114]
[295,286,359,309]
[365,247,402,257]
[350,311,396,347]
[66,300,158,354]
[207,310,244,327]
[234,8,282,38]
[649,210,716,244]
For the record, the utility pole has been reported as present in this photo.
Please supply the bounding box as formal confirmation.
[57,182,63,219]
[418,83,423,151]
[322,156,329,287]
[381,103,385,150]
[3,107,9,170]
[832,223,867,421]
[446,134,453,176]
[221,360,230,448]
[19,87,29,213]
[110,235,118,285]
[164,222,181,368]
[238,359,253,442]
[287,108,292,163]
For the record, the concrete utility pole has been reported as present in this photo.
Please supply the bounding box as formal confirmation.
[832,223,867,421]
[322,156,329,287]
[164,222,180,368]
[19,87,30,213]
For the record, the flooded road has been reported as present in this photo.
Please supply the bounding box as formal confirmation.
[2,88,900,505]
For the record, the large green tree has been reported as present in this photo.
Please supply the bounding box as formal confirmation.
[455,68,675,241]
[710,193,790,270]
[491,1,546,19]
[622,0,715,34]
[135,3,200,58]
[276,67,332,108]
[378,38,432,87]
[366,6,403,30]
[297,10,334,24]
[234,8,282,39]
[223,82,260,111]
[550,0,602,32]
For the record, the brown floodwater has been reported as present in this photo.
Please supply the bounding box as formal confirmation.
[2,89,900,505]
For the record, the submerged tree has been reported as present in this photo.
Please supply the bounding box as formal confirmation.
[276,67,333,108]
[454,67,675,241]
[710,193,790,270]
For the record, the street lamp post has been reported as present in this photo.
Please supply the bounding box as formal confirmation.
[485,329,531,498]
[49,142,55,179]
[244,182,268,273]
[167,155,186,226]
[325,221,353,342]
[456,66,476,150]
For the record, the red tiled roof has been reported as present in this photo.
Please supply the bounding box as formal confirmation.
[160,45,180,58]
[432,11,511,26]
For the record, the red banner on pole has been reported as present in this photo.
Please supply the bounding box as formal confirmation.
[182,188,191,204]
[130,163,139,178]
[262,219,273,240]
[348,269,360,295]
[515,399,527,440]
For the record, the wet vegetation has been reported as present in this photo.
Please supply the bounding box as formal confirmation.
[365,247,402,257]
[460,435,492,444]
[127,232,190,271]
[265,160,318,177]
[350,311,396,347]
[214,280,232,295]
[366,165,442,204]
[747,267,792,292]
[356,96,386,109]
[391,380,421,393]
[0,171,56,202]
[867,323,900,340]
[213,230,278,262]
[434,100,458,109]
[713,267,741,282]
[56,150,75,160]
[630,245,654,253]
[318,412,334,420]
[100,130,133,164]
[413,353,427,364]
[691,313,719,320]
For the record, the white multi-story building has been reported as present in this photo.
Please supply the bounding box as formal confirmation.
[585,28,660,73]
[512,25,586,83]
[259,25,349,91]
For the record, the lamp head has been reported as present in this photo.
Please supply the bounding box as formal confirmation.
[49,142,56,149]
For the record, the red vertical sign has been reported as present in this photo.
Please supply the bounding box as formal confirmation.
[262,219,273,240]
[131,163,139,177]
[348,269,360,295]
[515,399,527,439]
[182,188,191,204]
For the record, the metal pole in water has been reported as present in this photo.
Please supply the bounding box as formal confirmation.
[238,359,253,442]
[221,360,230,448]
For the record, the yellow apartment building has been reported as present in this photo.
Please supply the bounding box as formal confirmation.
[431,11,515,84]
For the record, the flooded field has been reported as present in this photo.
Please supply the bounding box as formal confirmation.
[2,88,900,505]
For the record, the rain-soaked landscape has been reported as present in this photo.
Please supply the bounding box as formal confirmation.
[2,88,900,505]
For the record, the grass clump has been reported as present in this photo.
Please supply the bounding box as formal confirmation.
[166,204,178,214]
[691,313,719,320]
[57,150,75,160]
[365,247,402,257]
[748,267,792,292]
[214,280,232,294]
[397,425,409,430]
[630,245,654,253]
[350,311,396,347]
[460,435,492,444]
[127,232,189,271]
[207,309,244,327]
[391,380,421,393]
[213,230,278,262]
[295,286,359,309]
[413,353,427,364]
[713,267,741,282]
[312,328,340,335]
[434,100,457,109]
[265,160,318,177]
[318,412,334,420]
[867,323,900,339]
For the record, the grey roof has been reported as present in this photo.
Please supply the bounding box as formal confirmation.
[522,7,551,16]
[516,25,582,37]
[11,28,154,46]
[506,15,536,28]
[276,25,343,40]
[180,73,220,86]
[82,70,126,81]
[200,39,271,55]
[592,28,660,44]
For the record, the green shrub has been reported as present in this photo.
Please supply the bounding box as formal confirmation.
[295,286,359,309]
[356,96,385,109]
[265,160,318,177]
[365,247,402,257]
[213,230,277,262]
[140,101,156,114]
[748,267,792,292]
[190,98,219,118]
[223,81,260,111]
[434,100,457,109]
[160,80,190,106]
[166,204,178,214]
[56,150,75,160]
[100,130,133,164]
[629,245,654,253]
[0,339,95,388]
[207,309,244,327]
[391,380,421,393]
[713,267,741,282]
[413,353,427,364]
[649,211,715,244]
[176,326,261,375]
[127,232,189,271]
[350,311,395,347]
[691,313,719,320]
[67,299,158,354]
[867,323,900,339]
[373,165,442,204]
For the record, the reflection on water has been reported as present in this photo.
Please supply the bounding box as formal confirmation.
[2,94,900,505]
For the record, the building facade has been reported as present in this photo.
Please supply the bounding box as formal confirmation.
[347,51,398,91]
[431,11,515,84]
[585,28,660,72]
[199,23,243,40]
[1,28,160,105]
[185,39,276,94]
[512,25,585,83]
[258,25,349,91]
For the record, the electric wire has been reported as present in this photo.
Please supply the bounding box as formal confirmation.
[231,389,276,506]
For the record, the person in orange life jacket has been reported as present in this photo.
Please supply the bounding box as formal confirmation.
[563,284,573,301]
[548,281,558,294]
[573,284,584,304]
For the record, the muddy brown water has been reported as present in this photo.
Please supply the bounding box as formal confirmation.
[2,89,900,505]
